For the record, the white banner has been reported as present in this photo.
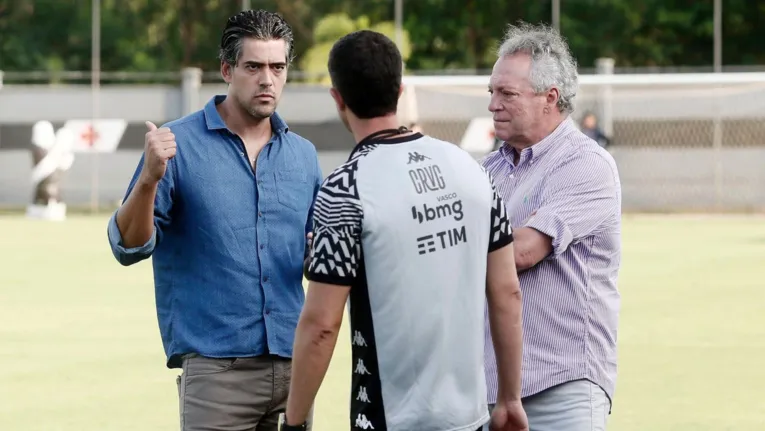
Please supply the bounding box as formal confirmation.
[62,119,128,153]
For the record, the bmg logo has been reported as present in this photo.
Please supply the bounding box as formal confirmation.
[411,200,464,223]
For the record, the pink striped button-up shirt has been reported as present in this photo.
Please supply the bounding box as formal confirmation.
[482,117,622,405]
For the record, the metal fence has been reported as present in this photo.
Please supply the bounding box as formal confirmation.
[1,68,765,213]
[404,72,765,212]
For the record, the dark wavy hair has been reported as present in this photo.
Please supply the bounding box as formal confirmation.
[218,10,295,66]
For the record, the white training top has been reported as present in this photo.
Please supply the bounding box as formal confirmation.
[306,131,513,431]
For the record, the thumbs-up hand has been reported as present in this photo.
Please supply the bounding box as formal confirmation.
[141,121,176,183]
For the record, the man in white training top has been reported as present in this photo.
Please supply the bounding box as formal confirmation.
[281,30,528,431]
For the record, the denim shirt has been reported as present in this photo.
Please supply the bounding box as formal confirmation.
[107,95,322,368]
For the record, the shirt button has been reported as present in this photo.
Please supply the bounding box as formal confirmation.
[240,152,245,157]
[260,244,265,250]
[258,211,263,217]
[265,309,270,315]
[264,276,269,282]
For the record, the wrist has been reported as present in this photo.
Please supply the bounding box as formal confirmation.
[497,392,521,403]
[136,173,159,190]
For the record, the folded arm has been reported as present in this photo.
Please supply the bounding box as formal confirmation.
[514,151,619,271]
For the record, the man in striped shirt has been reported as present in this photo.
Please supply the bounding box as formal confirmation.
[482,22,622,431]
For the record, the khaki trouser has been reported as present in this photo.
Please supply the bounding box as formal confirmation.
[177,354,313,431]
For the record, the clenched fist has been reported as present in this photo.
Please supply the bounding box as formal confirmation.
[140,121,176,183]
[490,400,529,431]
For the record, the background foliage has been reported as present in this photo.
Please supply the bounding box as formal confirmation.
[0,0,764,77]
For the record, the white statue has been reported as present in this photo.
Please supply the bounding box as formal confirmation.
[26,121,75,221]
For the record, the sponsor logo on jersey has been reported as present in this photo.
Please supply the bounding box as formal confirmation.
[415,225,467,255]
[411,200,463,223]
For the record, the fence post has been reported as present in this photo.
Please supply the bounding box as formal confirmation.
[595,58,614,139]
[181,67,203,116]
[712,91,724,210]
[0,71,3,148]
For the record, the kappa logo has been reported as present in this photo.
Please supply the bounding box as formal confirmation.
[356,386,370,403]
[355,413,375,430]
[354,358,371,375]
[407,151,430,164]
[352,331,367,347]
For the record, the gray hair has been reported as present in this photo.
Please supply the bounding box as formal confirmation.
[497,22,578,113]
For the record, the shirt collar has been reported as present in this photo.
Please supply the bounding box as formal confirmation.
[203,95,290,135]
[499,116,576,166]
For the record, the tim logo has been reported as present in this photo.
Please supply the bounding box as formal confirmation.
[409,165,446,194]
[407,151,430,164]
[411,200,464,223]
[416,226,467,255]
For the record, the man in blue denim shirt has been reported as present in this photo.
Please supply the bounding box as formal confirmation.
[106,10,321,431]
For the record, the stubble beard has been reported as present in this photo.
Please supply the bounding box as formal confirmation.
[239,95,276,121]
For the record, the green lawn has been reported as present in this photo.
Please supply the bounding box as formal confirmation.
[1,214,764,430]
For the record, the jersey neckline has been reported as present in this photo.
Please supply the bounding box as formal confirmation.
[356,131,423,147]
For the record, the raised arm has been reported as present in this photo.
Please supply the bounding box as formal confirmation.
[107,121,176,266]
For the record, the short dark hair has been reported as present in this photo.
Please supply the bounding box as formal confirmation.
[219,10,295,66]
[328,30,403,119]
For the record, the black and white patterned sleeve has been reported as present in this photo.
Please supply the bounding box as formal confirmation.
[306,160,364,286]
[483,168,513,252]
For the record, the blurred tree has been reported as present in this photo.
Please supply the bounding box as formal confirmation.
[561,0,765,69]
[0,0,764,79]
[402,0,549,71]
[299,12,412,84]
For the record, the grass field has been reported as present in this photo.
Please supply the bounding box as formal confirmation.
[1,214,764,431]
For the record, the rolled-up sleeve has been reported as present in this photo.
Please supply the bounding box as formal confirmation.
[525,151,619,258]
[107,211,157,266]
[106,153,175,266]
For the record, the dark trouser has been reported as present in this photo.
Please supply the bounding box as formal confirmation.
[177,354,312,431]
